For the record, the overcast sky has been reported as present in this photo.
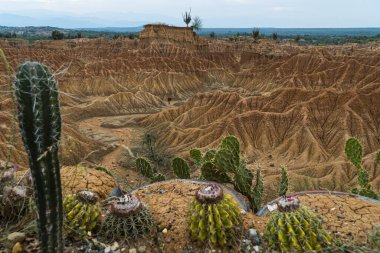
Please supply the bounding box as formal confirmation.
[0,0,380,28]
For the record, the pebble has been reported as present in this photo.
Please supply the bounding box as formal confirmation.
[137,245,146,253]
[12,242,23,253]
[111,242,119,251]
[104,246,111,253]
[129,248,137,253]
[162,228,168,234]
[248,228,257,239]
[7,232,26,243]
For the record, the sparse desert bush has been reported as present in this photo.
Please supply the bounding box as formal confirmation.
[345,137,379,199]
[264,197,331,252]
[187,184,242,249]
[191,16,203,31]
[368,224,380,250]
[14,61,64,252]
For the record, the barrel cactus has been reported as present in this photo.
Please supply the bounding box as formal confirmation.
[99,194,155,243]
[172,157,190,179]
[187,184,242,249]
[14,62,63,252]
[63,191,102,237]
[264,197,331,252]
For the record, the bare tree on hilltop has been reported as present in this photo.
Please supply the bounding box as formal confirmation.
[191,16,203,31]
[183,9,192,27]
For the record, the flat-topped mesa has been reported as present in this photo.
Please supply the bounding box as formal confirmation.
[139,24,200,47]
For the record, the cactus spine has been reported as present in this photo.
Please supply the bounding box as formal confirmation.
[14,62,63,252]
[172,157,191,179]
[344,137,379,199]
[187,184,242,248]
[279,166,289,197]
[264,197,331,252]
[63,191,102,237]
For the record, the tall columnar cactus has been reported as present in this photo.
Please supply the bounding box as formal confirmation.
[344,138,379,199]
[279,166,289,197]
[99,194,155,243]
[264,197,331,252]
[63,191,102,237]
[172,157,191,179]
[251,169,264,212]
[187,184,242,248]
[14,62,63,252]
[135,157,165,183]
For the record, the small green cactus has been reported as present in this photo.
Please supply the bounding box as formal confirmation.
[135,157,165,183]
[279,166,289,197]
[264,197,331,252]
[368,224,380,250]
[187,184,242,248]
[172,157,191,179]
[63,191,102,237]
[250,169,264,213]
[344,138,379,199]
[135,157,155,178]
[99,194,155,243]
[189,148,202,166]
[376,150,380,165]
[203,149,216,162]
[345,137,362,169]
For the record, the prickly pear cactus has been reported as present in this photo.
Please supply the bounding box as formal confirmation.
[200,162,232,183]
[220,135,240,159]
[264,197,331,252]
[190,148,202,166]
[99,194,155,243]
[135,157,155,178]
[187,184,242,248]
[172,157,190,179]
[63,191,102,237]
[345,138,362,168]
[135,157,165,183]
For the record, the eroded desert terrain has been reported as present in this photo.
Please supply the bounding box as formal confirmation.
[1,26,379,202]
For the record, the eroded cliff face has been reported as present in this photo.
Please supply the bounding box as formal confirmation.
[0,32,379,196]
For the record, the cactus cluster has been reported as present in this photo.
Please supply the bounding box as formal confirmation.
[14,62,64,252]
[345,137,379,199]
[187,184,242,248]
[176,136,264,212]
[135,157,165,183]
[99,194,155,243]
[264,197,331,252]
[63,191,102,237]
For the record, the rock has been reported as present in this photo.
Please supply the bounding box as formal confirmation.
[111,242,119,251]
[248,228,257,239]
[7,232,26,243]
[162,228,168,234]
[104,246,111,253]
[253,245,261,253]
[129,248,137,253]
[12,242,23,253]
[137,245,146,253]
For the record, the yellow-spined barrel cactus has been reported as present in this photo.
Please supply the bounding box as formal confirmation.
[63,191,102,237]
[188,184,242,248]
[264,197,331,252]
[99,194,155,243]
